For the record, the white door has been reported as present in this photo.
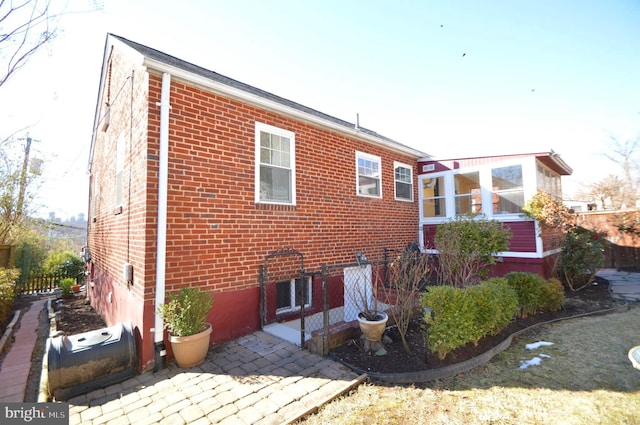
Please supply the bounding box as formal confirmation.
[343,264,372,322]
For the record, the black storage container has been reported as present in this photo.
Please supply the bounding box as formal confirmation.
[47,321,136,401]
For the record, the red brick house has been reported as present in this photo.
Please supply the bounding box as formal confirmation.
[418,152,573,277]
[87,34,428,371]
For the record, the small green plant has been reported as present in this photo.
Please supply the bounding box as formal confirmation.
[0,268,20,327]
[157,287,214,337]
[58,277,75,298]
[434,214,512,286]
[557,226,607,291]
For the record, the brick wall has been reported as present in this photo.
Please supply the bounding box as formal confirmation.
[147,75,420,294]
[89,47,421,370]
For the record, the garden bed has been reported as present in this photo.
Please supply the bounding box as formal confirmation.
[330,278,622,376]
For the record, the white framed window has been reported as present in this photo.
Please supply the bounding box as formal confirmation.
[255,122,296,205]
[356,151,382,198]
[115,132,125,208]
[394,162,413,201]
[492,164,524,214]
[276,276,312,313]
[454,171,481,215]
[421,175,447,218]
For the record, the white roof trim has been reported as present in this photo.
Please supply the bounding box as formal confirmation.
[143,57,427,158]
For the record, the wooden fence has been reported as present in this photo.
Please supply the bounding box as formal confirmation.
[16,272,82,295]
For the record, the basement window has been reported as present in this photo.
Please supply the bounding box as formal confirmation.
[276,277,311,313]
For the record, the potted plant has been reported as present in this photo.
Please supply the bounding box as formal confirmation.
[350,260,389,354]
[157,287,214,368]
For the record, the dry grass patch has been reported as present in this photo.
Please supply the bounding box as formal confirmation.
[299,306,640,425]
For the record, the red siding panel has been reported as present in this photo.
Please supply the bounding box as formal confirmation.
[503,221,537,252]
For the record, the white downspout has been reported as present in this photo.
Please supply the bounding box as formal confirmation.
[154,72,171,348]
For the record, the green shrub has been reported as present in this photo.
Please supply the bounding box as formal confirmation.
[58,277,75,298]
[471,278,519,337]
[539,278,565,312]
[421,280,518,360]
[557,226,606,291]
[503,272,565,317]
[434,214,512,286]
[0,268,20,327]
[43,250,85,281]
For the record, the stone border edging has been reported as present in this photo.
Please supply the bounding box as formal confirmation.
[0,310,21,355]
[37,298,57,402]
[334,301,630,384]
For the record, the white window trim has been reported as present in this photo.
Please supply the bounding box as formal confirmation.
[254,122,296,205]
[356,151,382,198]
[276,277,312,314]
[394,161,414,202]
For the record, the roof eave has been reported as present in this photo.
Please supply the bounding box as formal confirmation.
[141,57,428,159]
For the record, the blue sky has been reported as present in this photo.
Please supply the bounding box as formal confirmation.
[1,0,639,219]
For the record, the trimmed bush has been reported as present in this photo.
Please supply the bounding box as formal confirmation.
[421,280,518,360]
[503,272,565,317]
[0,268,20,328]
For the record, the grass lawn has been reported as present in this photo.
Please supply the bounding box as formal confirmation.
[299,305,640,425]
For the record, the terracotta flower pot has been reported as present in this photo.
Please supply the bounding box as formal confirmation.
[357,312,388,342]
[169,323,212,367]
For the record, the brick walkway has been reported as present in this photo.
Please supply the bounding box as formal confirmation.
[0,300,366,424]
[0,298,47,402]
[66,332,366,425]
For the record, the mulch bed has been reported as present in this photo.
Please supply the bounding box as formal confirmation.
[330,278,622,374]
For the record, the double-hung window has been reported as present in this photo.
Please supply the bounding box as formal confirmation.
[255,122,295,204]
[276,277,312,313]
[492,165,524,214]
[422,175,447,218]
[454,171,481,214]
[394,162,413,201]
[356,152,382,198]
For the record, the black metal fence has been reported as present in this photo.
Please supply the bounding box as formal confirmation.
[259,248,401,354]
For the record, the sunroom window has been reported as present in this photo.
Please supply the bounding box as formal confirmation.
[422,176,446,218]
[454,172,481,214]
[492,165,524,214]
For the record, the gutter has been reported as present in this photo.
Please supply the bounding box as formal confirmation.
[153,72,171,368]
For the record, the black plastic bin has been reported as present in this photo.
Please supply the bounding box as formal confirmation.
[47,321,136,401]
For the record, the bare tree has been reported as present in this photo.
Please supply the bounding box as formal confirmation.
[589,174,624,210]
[602,136,640,209]
[0,0,102,89]
[0,0,58,88]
